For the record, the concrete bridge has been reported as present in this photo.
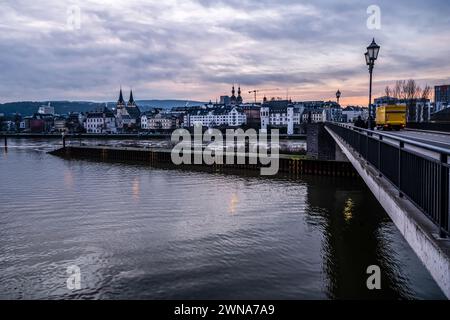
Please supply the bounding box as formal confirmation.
[319,123,450,298]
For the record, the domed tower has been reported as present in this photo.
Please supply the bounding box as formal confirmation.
[230,85,237,104]
[237,86,243,104]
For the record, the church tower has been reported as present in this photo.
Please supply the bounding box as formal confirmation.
[128,89,136,107]
[237,86,243,104]
[230,85,237,104]
[117,87,126,109]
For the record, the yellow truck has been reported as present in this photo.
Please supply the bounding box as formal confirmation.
[375,105,406,130]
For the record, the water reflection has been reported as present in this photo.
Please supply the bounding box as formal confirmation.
[305,178,431,299]
[64,169,74,190]
[132,177,140,201]
[228,193,239,215]
[343,198,354,222]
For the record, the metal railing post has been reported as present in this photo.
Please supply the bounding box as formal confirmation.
[398,141,404,197]
[439,154,449,238]
[358,132,361,157]
[378,135,383,177]
[366,132,370,163]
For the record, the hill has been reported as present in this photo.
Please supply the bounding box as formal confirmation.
[0,100,206,116]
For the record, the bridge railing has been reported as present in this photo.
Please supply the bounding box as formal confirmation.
[326,122,450,237]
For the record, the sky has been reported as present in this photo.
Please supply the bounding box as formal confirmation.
[0,0,450,106]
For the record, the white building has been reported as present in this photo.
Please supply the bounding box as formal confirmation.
[38,102,55,115]
[341,106,368,122]
[84,107,117,134]
[184,106,246,127]
[260,103,304,134]
[141,112,179,130]
[302,110,327,123]
[260,106,270,132]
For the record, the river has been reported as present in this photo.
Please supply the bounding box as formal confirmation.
[0,138,445,299]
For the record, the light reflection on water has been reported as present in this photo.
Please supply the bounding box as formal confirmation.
[0,139,445,299]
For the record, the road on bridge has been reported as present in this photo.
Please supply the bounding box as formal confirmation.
[379,129,450,150]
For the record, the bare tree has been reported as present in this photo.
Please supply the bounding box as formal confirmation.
[393,80,404,99]
[385,86,391,97]
[422,85,431,101]
[402,79,416,100]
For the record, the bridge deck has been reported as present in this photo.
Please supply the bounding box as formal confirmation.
[389,130,450,149]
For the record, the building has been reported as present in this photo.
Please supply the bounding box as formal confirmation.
[115,88,141,131]
[2,121,16,132]
[266,105,302,126]
[19,116,32,131]
[30,113,54,133]
[66,112,85,133]
[302,110,326,123]
[414,100,433,123]
[321,101,342,122]
[373,96,399,108]
[241,104,261,128]
[142,112,179,130]
[38,102,55,115]
[54,116,67,132]
[219,96,230,105]
[84,107,117,134]
[184,105,246,127]
[341,106,368,122]
[259,99,304,134]
[435,85,450,111]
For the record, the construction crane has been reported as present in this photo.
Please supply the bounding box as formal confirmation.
[248,88,280,104]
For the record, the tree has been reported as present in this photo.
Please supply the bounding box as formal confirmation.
[393,80,404,99]
[422,85,431,101]
[385,86,391,98]
[402,79,419,100]
[387,79,432,122]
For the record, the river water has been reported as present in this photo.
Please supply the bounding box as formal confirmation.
[0,139,445,299]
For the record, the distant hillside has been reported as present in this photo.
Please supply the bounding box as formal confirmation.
[0,100,206,116]
[0,101,104,116]
[136,100,206,110]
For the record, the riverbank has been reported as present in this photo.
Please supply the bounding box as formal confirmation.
[1,132,307,140]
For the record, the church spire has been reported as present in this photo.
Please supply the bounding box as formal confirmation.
[117,87,125,107]
[128,89,136,107]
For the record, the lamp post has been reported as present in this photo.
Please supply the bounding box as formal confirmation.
[336,89,341,105]
[365,38,380,129]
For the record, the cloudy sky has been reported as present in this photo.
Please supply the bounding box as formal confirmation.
[1,0,450,105]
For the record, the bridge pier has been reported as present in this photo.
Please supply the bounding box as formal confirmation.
[306,123,347,161]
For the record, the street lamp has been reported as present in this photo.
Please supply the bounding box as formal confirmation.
[365,38,380,129]
[336,89,341,105]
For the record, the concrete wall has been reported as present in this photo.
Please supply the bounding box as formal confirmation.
[307,123,348,162]
[326,126,450,299]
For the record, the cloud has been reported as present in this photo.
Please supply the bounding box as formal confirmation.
[0,0,449,106]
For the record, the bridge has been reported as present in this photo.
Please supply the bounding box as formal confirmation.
[324,123,450,298]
